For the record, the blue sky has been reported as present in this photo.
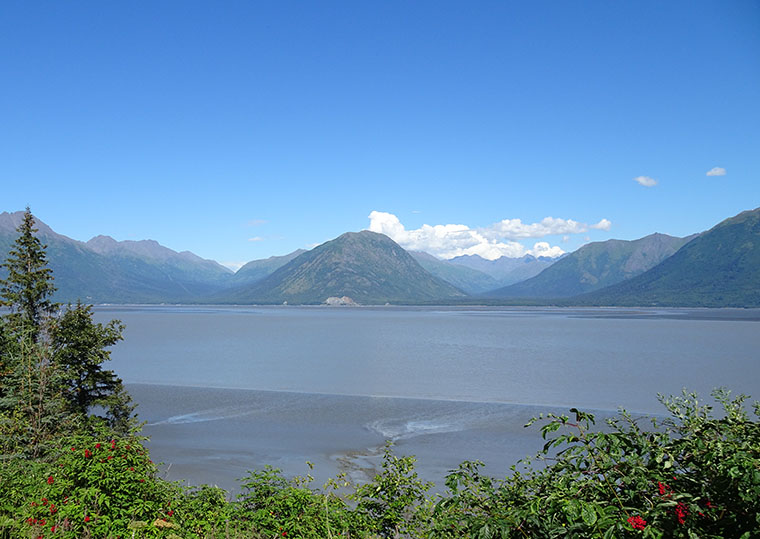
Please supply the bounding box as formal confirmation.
[2,1,758,268]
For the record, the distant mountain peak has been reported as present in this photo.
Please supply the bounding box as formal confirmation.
[220,231,466,304]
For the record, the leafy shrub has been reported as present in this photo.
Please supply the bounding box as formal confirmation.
[1,389,757,538]
[234,465,363,538]
[428,389,760,538]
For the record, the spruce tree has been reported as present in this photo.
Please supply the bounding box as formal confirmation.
[52,300,135,431]
[0,207,57,341]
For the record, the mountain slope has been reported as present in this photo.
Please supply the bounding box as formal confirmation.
[232,250,307,285]
[0,211,233,303]
[221,231,467,304]
[448,254,559,287]
[409,251,499,294]
[488,233,694,298]
[577,207,760,307]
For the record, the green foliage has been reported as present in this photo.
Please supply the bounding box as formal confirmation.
[0,389,757,538]
[0,210,135,459]
[234,465,363,538]
[0,429,188,538]
[51,300,135,432]
[0,333,77,459]
[429,389,760,538]
[353,442,433,538]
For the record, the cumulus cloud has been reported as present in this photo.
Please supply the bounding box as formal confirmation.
[634,176,658,187]
[591,218,612,230]
[706,167,726,177]
[367,211,611,260]
[248,236,265,242]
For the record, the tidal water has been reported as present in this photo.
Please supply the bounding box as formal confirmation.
[95,306,760,492]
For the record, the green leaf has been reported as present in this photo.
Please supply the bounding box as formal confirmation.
[581,503,597,526]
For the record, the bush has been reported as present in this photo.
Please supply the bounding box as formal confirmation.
[1,389,757,538]
[429,388,760,538]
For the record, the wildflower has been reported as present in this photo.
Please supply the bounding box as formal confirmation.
[51,525,57,532]
[84,515,90,522]
[50,504,57,514]
[42,498,48,505]
[47,476,54,484]
[95,443,101,449]
[70,446,76,451]
[675,502,688,525]
[84,449,92,458]
[167,510,174,517]
[129,467,134,472]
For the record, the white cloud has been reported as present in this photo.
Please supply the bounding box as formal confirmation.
[247,219,268,226]
[634,176,658,187]
[706,167,726,177]
[529,242,565,258]
[482,216,613,239]
[591,218,612,230]
[248,236,265,242]
[367,211,611,260]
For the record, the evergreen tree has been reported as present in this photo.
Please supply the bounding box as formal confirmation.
[0,207,57,341]
[0,208,135,448]
[51,301,135,432]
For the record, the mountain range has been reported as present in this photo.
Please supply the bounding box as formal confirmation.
[487,232,695,299]
[575,207,760,307]
[0,211,233,303]
[1,207,758,307]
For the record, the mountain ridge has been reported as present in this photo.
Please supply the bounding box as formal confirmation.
[218,231,467,304]
[487,232,695,299]
[574,207,760,307]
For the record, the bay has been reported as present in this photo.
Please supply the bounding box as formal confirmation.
[95,306,760,492]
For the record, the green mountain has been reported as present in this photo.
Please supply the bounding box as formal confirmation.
[448,254,559,287]
[0,211,233,303]
[231,250,307,285]
[220,231,467,304]
[577,207,760,307]
[409,251,499,294]
[488,233,694,299]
